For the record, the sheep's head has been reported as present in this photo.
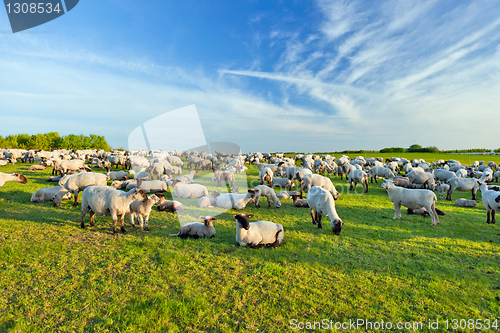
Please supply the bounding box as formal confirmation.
[211,190,221,198]
[233,213,253,230]
[199,216,217,227]
[331,219,343,235]
[16,173,28,184]
[381,179,394,189]
[247,189,257,198]
[134,189,148,202]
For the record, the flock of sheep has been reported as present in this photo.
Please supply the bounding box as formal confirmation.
[1,148,499,248]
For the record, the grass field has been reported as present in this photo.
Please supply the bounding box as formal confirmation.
[0,153,499,332]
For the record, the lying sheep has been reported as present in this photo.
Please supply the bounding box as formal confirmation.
[234,213,284,248]
[382,179,439,226]
[157,193,185,213]
[306,186,343,234]
[106,167,129,181]
[28,165,45,171]
[31,186,72,203]
[455,198,477,208]
[174,169,197,185]
[276,191,299,199]
[174,183,208,198]
[198,190,221,208]
[129,194,161,231]
[0,172,27,187]
[137,179,168,193]
[80,187,148,234]
[290,193,309,208]
[271,177,294,191]
[253,185,281,209]
[479,183,500,224]
[407,207,445,216]
[169,216,217,239]
[47,175,62,182]
[216,189,257,209]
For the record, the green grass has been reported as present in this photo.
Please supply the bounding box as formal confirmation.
[0,156,499,332]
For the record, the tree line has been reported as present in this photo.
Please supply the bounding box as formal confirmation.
[0,132,110,151]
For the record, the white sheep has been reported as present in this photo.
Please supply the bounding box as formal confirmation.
[259,167,273,185]
[174,183,208,198]
[31,186,72,203]
[382,179,439,226]
[53,172,107,207]
[306,186,343,234]
[197,190,221,208]
[137,179,168,193]
[173,169,197,185]
[53,159,85,175]
[253,185,281,208]
[105,167,129,181]
[233,213,284,248]
[349,169,369,193]
[437,183,450,200]
[276,191,299,199]
[129,194,161,231]
[169,216,217,238]
[216,189,257,209]
[0,172,27,187]
[454,198,477,208]
[80,187,148,234]
[479,183,500,224]
[271,177,294,191]
[300,174,340,199]
[445,177,482,201]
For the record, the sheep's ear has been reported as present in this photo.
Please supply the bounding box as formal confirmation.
[247,214,254,218]
[198,216,206,220]
[232,214,238,218]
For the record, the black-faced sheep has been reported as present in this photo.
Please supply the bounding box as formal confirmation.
[233,213,284,248]
[306,186,343,234]
[290,193,309,208]
[157,193,185,213]
[253,185,281,208]
[0,172,27,187]
[169,216,217,239]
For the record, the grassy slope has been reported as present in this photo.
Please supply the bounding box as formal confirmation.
[0,154,499,332]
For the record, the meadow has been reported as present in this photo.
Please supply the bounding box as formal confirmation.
[0,153,499,332]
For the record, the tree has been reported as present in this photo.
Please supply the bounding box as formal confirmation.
[408,144,423,152]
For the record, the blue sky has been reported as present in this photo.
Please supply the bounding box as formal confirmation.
[1,0,500,153]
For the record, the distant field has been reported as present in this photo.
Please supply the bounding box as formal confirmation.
[0,160,499,332]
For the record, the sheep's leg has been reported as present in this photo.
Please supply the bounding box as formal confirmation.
[310,209,316,225]
[144,214,151,231]
[266,196,271,208]
[393,203,401,219]
[138,215,144,231]
[73,190,80,206]
[472,189,477,201]
[349,180,353,191]
[486,207,491,224]
[120,215,126,233]
[492,210,496,224]
[111,212,119,234]
[130,213,136,227]
[316,212,323,229]
[89,210,96,227]
[364,179,368,193]
[446,188,452,201]
[80,206,89,228]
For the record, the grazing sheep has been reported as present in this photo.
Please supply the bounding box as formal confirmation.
[28,165,45,171]
[216,189,257,209]
[369,166,395,183]
[306,186,343,234]
[253,185,281,208]
[0,172,27,187]
[271,177,294,191]
[174,183,208,199]
[407,169,436,190]
[169,216,217,239]
[454,198,477,208]
[392,176,416,189]
[53,159,85,175]
[290,193,309,208]
[445,177,482,201]
[276,191,299,199]
[129,194,161,231]
[382,179,439,226]
[479,183,500,224]
[434,169,457,182]
[300,174,340,200]
[30,186,72,203]
[158,193,185,213]
[53,172,108,207]
[349,169,369,193]
[80,187,148,234]
[197,190,221,208]
[437,183,450,200]
[212,168,235,188]
[259,167,273,186]
[493,171,500,183]
[233,213,284,248]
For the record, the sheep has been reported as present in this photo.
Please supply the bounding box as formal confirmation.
[46,175,62,182]
[434,169,457,182]
[454,198,477,208]
[407,207,445,216]
[437,183,450,200]
[105,167,129,181]
[299,174,340,200]
[479,183,500,224]
[106,155,127,169]
[445,177,482,201]
[276,191,299,199]
[455,169,468,178]
[306,186,343,234]
[216,189,257,209]
[253,185,281,208]
[271,177,295,191]
[197,190,221,208]
[493,171,500,183]
[129,194,161,231]
[259,167,273,186]
[233,213,284,248]
[149,162,164,180]
[28,165,45,171]
[166,155,184,167]
[169,216,217,239]
[30,186,72,203]
[80,187,148,234]
[349,169,369,193]
[52,172,108,207]
[212,168,235,188]
[157,193,185,213]
[290,193,309,208]
[0,172,27,187]
[136,179,168,193]
[174,183,208,199]
[392,176,416,189]
[53,159,85,175]
[134,171,151,182]
[173,169,197,185]
[407,169,436,190]
[381,178,439,226]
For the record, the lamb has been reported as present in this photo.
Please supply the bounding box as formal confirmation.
[105,167,129,181]
[169,216,217,239]
[136,179,168,193]
[0,172,27,187]
[212,168,235,188]
[381,178,440,226]
[479,183,500,224]
[129,194,161,231]
[173,169,197,185]
[52,172,108,207]
[369,166,394,183]
[253,185,281,208]
[233,213,284,248]
[28,165,45,171]
[80,187,148,234]
[271,177,295,191]
[445,177,482,201]
[197,190,221,208]
[349,169,369,193]
[46,175,62,182]
[300,174,340,200]
[259,167,273,186]
[30,186,72,203]
[454,198,477,208]
[276,191,299,199]
[437,183,450,200]
[216,189,257,209]
[306,186,343,235]
[158,193,185,213]
[174,183,208,198]
[290,193,309,208]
